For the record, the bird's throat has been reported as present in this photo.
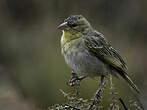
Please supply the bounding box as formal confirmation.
[61,30,82,47]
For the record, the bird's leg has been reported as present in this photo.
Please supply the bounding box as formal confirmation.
[110,74,115,100]
[68,71,86,95]
[109,74,118,109]
[93,76,105,104]
[89,75,107,109]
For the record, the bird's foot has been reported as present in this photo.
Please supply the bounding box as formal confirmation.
[67,72,86,95]
[68,72,79,87]
[68,72,85,87]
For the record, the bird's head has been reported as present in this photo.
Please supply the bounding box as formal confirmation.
[58,15,92,34]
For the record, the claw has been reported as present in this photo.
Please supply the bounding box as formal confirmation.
[68,77,79,86]
[68,71,86,87]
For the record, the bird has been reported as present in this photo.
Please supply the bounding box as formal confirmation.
[58,15,140,103]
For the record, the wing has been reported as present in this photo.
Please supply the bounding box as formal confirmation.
[84,31,140,93]
[84,31,127,71]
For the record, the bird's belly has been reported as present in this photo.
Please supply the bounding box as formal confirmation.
[64,48,109,77]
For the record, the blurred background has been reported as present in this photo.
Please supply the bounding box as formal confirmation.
[0,0,147,110]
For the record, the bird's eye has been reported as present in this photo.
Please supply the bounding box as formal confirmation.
[71,24,77,27]
[68,21,78,28]
[78,16,82,19]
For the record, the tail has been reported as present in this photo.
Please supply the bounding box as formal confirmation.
[112,67,144,108]
[114,68,140,93]
[120,72,140,93]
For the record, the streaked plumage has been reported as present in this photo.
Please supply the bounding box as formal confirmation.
[58,15,140,93]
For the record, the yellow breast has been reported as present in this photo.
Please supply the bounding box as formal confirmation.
[61,30,82,47]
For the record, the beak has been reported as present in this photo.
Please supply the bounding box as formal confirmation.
[57,22,68,30]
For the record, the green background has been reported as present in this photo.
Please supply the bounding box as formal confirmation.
[0,0,146,109]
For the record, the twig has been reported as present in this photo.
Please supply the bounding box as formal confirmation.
[59,89,73,100]
[119,98,128,110]
[65,104,81,110]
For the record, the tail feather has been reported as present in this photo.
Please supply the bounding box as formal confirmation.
[113,67,140,93]
[120,71,140,93]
